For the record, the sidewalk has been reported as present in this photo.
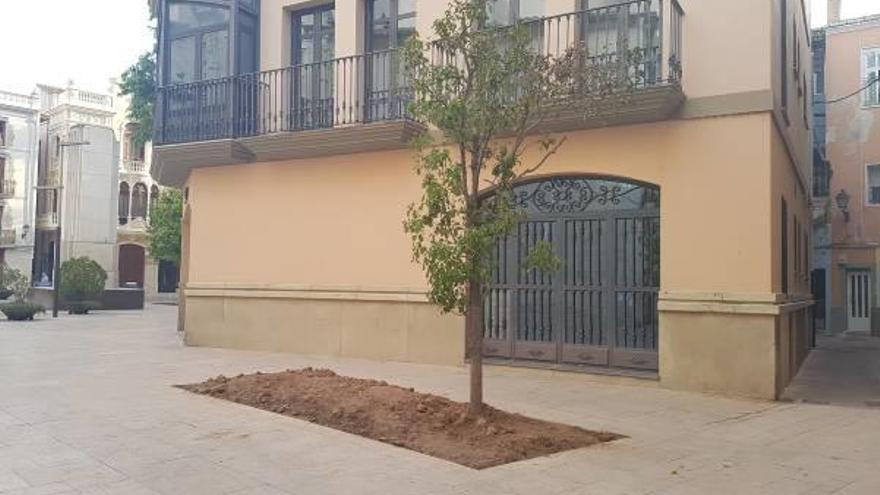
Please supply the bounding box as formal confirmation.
[0,306,877,494]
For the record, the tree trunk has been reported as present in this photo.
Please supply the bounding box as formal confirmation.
[466,278,484,416]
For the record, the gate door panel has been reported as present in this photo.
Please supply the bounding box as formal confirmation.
[484,177,660,371]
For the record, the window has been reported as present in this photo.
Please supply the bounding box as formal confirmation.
[863,48,880,107]
[0,120,6,147]
[293,6,335,66]
[486,0,544,27]
[781,198,788,294]
[119,182,130,225]
[150,185,160,216]
[365,0,416,120]
[867,164,880,205]
[366,0,416,52]
[164,1,230,84]
[131,183,149,219]
[291,6,336,129]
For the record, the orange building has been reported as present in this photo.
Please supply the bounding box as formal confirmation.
[149,0,815,399]
[816,12,880,336]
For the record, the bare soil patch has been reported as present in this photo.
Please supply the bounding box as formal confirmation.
[178,368,622,469]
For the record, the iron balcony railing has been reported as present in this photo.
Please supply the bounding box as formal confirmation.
[155,0,683,146]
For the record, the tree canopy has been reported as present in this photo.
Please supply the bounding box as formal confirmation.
[402,0,637,414]
[118,52,156,148]
[147,189,183,265]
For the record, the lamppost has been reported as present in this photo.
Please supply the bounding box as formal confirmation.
[51,135,90,317]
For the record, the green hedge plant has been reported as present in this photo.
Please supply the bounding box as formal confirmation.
[60,257,107,315]
[0,267,45,321]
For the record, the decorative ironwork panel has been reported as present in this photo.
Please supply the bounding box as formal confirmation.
[513,177,659,214]
[484,176,660,370]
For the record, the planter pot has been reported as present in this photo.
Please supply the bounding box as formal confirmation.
[0,302,45,321]
[67,301,101,315]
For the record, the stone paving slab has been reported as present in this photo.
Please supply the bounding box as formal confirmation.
[0,306,878,494]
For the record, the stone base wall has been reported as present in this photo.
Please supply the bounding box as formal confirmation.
[183,286,464,366]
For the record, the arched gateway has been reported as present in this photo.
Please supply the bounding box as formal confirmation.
[483,176,661,371]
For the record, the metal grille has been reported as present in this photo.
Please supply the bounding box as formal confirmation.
[484,177,660,370]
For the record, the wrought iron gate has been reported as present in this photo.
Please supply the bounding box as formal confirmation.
[483,177,660,370]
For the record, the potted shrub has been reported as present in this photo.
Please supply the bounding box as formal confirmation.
[0,264,16,300]
[60,257,107,315]
[0,269,45,321]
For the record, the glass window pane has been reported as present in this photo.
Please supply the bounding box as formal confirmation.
[398,0,416,17]
[519,0,544,21]
[397,16,416,47]
[169,36,196,83]
[169,2,229,36]
[239,29,256,74]
[201,29,229,80]
[371,0,392,24]
[298,13,315,64]
[320,10,335,61]
[487,0,513,26]
[370,15,391,50]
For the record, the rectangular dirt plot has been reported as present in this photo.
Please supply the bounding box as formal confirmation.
[178,368,623,469]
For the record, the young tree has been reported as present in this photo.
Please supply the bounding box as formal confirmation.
[119,52,156,148]
[403,0,636,415]
[148,189,183,265]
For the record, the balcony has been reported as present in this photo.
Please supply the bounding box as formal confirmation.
[153,0,684,185]
[36,212,59,230]
[0,179,15,199]
[0,229,16,247]
[123,160,146,174]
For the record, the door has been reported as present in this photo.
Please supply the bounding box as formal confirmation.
[291,6,335,130]
[847,271,871,332]
[483,177,661,370]
[365,0,416,121]
[119,244,146,289]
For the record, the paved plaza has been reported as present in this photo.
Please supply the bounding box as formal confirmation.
[0,306,878,494]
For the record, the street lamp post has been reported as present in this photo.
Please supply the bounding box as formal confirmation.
[51,137,90,317]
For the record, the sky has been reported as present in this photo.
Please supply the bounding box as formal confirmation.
[1,0,880,97]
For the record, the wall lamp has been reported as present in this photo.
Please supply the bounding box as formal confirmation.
[835,188,850,222]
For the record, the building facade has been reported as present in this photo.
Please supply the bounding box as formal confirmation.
[32,84,119,290]
[819,13,880,335]
[115,103,179,303]
[150,0,815,399]
[0,89,39,276]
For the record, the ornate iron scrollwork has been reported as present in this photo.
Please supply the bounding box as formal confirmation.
[514,178,658,214]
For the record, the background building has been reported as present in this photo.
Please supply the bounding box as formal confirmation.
[114,100,178,303]
[0,89,39,276]
[32,83,118,289]
[820,12,880,335]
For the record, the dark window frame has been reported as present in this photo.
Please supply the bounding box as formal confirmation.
[365,0,416,53]
[291,4,336,66]
[159,0,260,85]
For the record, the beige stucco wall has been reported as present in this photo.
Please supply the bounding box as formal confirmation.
[824,19,880,330]
[181,112,811,396]
[186,113,774,294]
[170,0,818,396]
